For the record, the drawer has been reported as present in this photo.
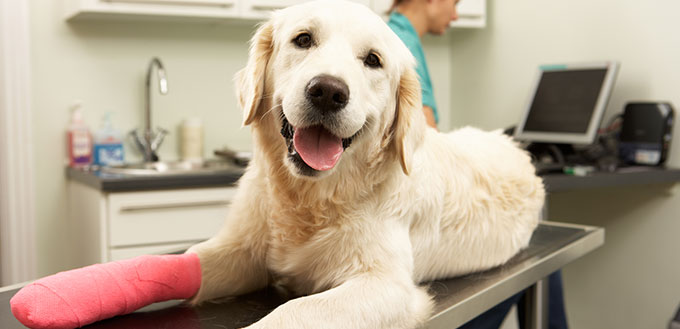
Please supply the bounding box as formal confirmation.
[109,241,197,261]
[108,187,236,247]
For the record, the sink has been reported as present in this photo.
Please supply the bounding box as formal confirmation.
[100,159,242,176]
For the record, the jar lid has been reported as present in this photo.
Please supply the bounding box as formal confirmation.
[183,117,203,126]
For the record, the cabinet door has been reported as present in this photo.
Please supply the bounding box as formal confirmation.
[66,0,239,21]
[451,0,486,28]
[104,0,235,6]
[372,0,486,28]
[241,0,372,20]
[108,187,236,247]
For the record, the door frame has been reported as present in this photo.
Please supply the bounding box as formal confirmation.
[0,0,37,285]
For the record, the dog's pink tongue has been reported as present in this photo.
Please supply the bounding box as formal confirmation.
[293,126,343,171]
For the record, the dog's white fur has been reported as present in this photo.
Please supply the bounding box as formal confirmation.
[186,1,545,328]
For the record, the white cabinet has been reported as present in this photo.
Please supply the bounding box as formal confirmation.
[240,0,370,20]
[68,181,234,265]
[452,0,486,28]
[239,0,301,19]
[64,0,239,22]
[371,0,486,28]
[65,0,432,24]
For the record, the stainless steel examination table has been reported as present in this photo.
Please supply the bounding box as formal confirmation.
[0,222,603,329]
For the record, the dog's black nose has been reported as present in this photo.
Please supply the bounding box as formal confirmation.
[306,75,349,113]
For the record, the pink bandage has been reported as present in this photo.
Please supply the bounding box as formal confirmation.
[10,253,201,329]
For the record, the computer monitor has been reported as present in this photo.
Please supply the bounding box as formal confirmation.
[513,61,619,145]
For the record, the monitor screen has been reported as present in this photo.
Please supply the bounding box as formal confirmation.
[514,62,619,144]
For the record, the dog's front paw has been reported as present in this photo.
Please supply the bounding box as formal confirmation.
[241,299,308,329]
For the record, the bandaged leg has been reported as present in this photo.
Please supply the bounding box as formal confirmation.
[10,253,201,329]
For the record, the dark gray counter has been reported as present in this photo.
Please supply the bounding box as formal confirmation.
[0,222,603,329]
[70,164,680,194]
[66,166,245,192]
[542,166,680,193]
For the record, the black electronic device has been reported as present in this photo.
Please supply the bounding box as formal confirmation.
[514,61,619,145]
[618,102,674,166]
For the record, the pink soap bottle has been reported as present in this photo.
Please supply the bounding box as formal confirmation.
[67,101,93,167]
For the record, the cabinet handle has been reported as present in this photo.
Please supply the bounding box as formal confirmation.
[251,4,287,11]
[119,200,231,212]
[104,0,235,8]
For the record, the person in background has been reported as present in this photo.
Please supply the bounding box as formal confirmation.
[387,0,460,129]
[387,1,569,328]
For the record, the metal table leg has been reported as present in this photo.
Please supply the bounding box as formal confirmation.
[523,278,549,329]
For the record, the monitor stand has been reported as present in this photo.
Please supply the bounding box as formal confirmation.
[526,143,576,173]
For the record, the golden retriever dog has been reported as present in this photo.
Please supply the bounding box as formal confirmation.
[186,1,545,328]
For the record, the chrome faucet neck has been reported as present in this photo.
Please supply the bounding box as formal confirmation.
[140,57,168,162]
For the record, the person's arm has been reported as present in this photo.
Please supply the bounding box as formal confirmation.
[423,105,438,130]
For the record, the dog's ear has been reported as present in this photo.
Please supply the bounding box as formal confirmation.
[393,67,425,175]
[236,22,274,126]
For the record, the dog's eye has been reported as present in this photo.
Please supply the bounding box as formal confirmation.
[293,33,313,49]
[364,52,382,68]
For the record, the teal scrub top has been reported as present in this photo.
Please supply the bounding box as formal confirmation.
[387,11,439,124]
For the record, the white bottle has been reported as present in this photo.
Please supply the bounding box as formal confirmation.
[181,117,203,163]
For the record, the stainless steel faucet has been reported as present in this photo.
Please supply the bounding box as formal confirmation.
[130,57,168,162]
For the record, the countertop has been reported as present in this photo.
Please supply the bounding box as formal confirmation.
[542,165,680,193]
[66,164,245,192]
[1,222,604,329]
[68,162,680,193]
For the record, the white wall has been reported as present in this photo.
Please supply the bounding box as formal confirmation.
[449,1,680,328]
[27,2,454,277]
[423,34,453,132]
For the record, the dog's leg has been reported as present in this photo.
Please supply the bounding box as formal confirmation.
[186,181,271,304]
[245,224,433,329]
[245,274,432,329]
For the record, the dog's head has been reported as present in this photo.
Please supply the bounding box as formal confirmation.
[237,0,425,178]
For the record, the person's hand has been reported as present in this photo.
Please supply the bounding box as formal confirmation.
[423,106,438,130]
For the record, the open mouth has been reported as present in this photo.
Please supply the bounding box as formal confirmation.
[281,116,354,173]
